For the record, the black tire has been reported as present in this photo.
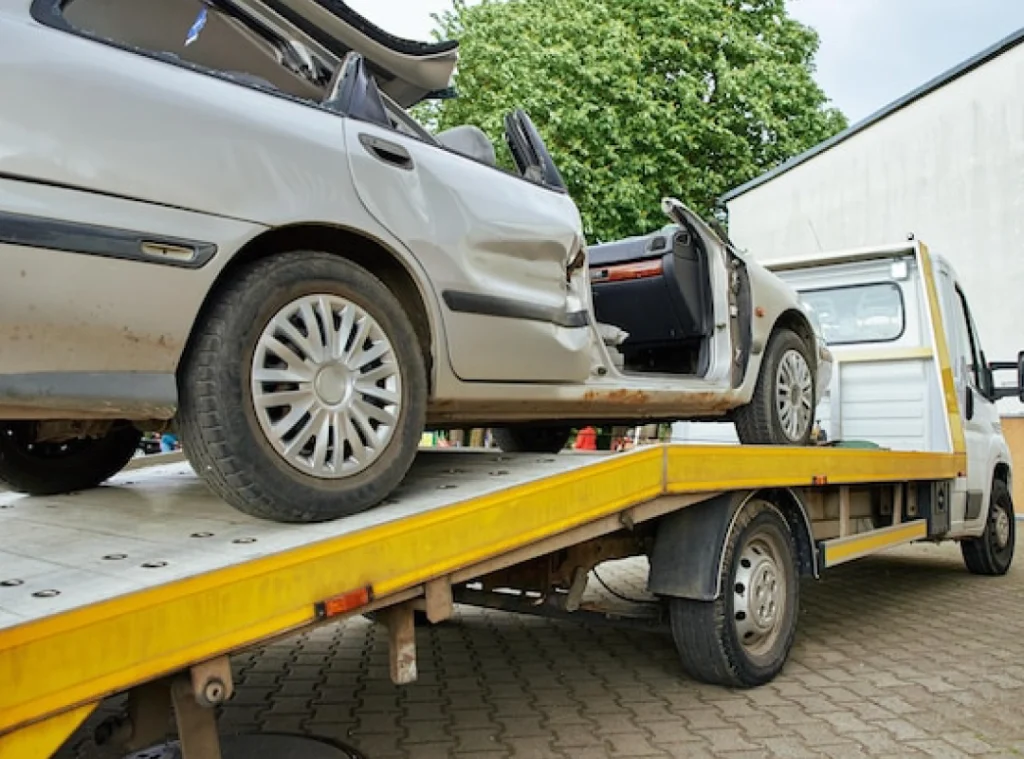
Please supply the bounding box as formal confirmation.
[668,499,799,688]
[0,422,141,495]
[177,251,427,523]
[962,479,1015,576]
[734,328,816,446]
[492,425,571,453]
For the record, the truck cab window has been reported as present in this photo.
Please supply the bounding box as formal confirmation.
[955,285,990,397]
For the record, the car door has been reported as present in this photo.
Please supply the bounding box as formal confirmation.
[341,117,593,384]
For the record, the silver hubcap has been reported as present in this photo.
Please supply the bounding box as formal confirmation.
[776,349,813,441]
[994,507,1011,549]
[250,294,402,479]
[733,532,786,655]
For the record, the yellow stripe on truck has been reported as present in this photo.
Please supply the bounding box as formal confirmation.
[821,519,928,567]
[917,242,967,457]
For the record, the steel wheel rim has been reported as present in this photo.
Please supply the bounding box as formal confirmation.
[776,349,813,441]
[994,504,1012,550]
[733,529,787,656]
[250,294,402,479]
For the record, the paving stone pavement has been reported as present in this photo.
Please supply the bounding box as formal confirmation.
[57,539,1024,758]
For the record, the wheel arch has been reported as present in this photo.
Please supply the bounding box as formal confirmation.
[648,487,817,603]
[738,306,817,404]
[772,308,816,352]
[183,223,439,390]
[994,460,1011,491]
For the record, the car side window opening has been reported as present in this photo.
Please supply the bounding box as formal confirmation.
[798,282,905,346]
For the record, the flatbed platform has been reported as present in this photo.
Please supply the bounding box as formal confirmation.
[0,443,964,756]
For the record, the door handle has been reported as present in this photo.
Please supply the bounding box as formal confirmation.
[358,134,414,170]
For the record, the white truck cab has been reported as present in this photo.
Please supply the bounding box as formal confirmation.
[673,240,1019,553]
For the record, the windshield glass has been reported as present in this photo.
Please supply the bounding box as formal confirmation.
[798,282,905,345]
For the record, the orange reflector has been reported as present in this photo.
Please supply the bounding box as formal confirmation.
[591,258,664,283]
[812,475,828,486]
[315,585,374,619]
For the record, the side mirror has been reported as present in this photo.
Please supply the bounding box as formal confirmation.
[988,351,1024,402]
[1018,349,1024,403]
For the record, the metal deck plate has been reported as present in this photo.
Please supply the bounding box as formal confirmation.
[0,449,609,631]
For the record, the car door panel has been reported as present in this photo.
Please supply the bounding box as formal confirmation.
[343,119,592,384]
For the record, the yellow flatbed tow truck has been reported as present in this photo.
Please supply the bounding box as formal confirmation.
[2,241,1022,759]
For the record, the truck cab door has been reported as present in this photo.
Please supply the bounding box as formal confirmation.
[941,269,999,528]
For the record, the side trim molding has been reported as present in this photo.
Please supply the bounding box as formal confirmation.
[442,290,589,328]
[0,372,177,419]
[0,210,217,269]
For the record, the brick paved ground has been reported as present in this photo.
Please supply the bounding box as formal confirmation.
[58,539,1024,758]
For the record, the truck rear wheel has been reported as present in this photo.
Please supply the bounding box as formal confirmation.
[735,328,815,446]
[492,425,571,453]
[668,498,799,687]
[0,422,141,495]
[962,479,1015,576]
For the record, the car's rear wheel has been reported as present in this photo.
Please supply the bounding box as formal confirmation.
[734,328,815,446]
[0,422,141,495]
[178,251,427,523]
[492,425,572,453]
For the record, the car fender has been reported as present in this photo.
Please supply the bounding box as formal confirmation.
[732,260,819,400]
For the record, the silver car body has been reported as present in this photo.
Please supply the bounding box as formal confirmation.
[0,0,830,428]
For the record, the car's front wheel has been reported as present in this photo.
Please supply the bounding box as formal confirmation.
[734,328,816,446]
[0,422,142,495]
[178,251,427,523]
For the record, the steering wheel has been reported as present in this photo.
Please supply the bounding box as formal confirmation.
[503,109,567,192]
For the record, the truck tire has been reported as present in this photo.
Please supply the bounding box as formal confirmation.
[961,479,1015,576]
[668,498,799,687]
[178,251,427,523]
[734,328,815,446]
[492,425,571,453]
[0,422,141,496]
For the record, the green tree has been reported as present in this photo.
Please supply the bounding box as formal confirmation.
[421,0,847,242]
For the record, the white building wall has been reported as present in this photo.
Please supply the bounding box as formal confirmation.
[725,42,1024,382]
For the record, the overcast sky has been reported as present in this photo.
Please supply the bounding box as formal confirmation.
[347,0,1024,124]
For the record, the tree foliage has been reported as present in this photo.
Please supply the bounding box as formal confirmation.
[419,0,847,242]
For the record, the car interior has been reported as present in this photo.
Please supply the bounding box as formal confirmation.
[588,228,715,377]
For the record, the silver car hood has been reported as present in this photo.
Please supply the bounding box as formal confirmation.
[219,0,459,106]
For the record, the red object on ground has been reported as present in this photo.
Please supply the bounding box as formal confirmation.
[574,426,597,450]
